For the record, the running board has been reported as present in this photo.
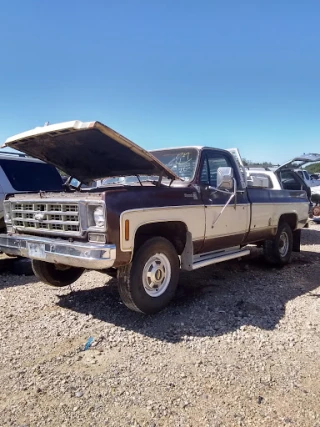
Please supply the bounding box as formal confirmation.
[192,248,250,270]
[180,233,251,271]
[182,247,250,271]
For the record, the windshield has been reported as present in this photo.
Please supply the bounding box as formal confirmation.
[0,159,63,192]
[96,148,199,186]
[100,175,158,186]
[150,148,199,180]
[303,170,310,180]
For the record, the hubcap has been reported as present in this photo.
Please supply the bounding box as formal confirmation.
[278,231,289,257]
[142,253,171,297]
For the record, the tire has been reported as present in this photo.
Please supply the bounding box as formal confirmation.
[32,260,84,287]
[263,222,293,266]
[117,237,180,314]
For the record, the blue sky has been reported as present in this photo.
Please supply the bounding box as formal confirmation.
[0,0,319,164]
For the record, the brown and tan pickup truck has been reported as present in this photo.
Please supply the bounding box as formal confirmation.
[0,121,309,314]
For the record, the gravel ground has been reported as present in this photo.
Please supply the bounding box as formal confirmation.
[0,224,320,427]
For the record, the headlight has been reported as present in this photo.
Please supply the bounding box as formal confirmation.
[86,203,106,230]
[93,206,105,228]
[4,202,12,224]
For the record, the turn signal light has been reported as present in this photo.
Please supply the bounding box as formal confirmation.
[125,220,130,241]
[88,233,106,243]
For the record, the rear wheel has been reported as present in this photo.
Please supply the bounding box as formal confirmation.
[32,260,84,287]
[117,237,180,314]
[263,222,293,266]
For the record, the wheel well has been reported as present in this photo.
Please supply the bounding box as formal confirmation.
[134,221,188,255]
[279,213,297,230]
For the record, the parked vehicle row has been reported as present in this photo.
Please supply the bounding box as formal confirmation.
[0,120,310,314]
[0,151,64,232]
[310,173,320,180]
[276,153,320,195]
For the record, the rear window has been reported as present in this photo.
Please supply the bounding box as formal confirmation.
[248,173,273,188]
[0,159,63,192]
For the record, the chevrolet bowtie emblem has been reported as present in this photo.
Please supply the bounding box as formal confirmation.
[34,212,45,221]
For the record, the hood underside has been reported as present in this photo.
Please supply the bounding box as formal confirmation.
[2,120,180,183]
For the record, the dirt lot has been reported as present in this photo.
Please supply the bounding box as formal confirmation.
[0,224,320,427]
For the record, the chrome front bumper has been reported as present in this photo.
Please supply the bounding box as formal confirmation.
[0,234,116,269]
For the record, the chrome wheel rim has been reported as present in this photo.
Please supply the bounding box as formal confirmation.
[142,253,171,297]
[279,231,289,257]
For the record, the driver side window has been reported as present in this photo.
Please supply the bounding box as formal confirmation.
[200,152,231,187]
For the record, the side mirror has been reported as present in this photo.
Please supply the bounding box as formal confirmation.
[217,167,234,191]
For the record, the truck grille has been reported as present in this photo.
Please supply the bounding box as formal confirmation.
[11,201,80,235]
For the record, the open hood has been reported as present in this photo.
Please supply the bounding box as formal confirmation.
[276,153,320,171]
[2,120,180,183]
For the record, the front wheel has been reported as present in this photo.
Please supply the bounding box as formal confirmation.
[117,237,180,314]
[263,222,293,266]
[32,260,84,287]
